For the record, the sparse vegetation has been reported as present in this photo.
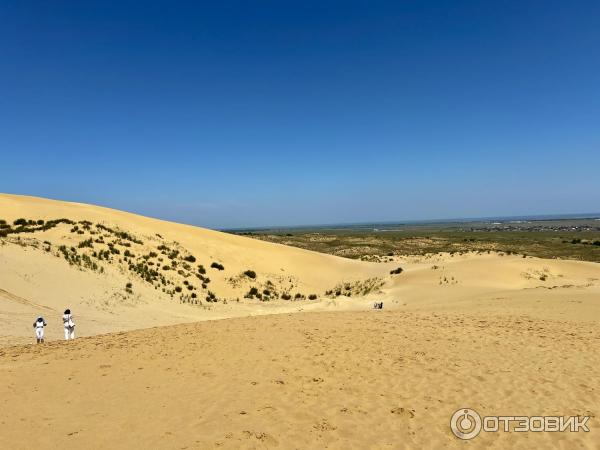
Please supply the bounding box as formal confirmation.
[245,287,260,299]
[243,270,256,279]
[78,238,93,248]
[238,226,600,263]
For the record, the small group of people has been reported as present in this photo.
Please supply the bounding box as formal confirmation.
[33,309,76,343]
[373,301,384,310]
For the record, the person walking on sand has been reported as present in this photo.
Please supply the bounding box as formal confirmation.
[33,316,47,343]
[62,309,75,340]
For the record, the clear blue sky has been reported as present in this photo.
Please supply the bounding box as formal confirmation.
[1,1,599,228]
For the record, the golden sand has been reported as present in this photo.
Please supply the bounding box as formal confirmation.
[1,194,599,448]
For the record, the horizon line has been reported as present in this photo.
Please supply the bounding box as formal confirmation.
[220,212,600,232]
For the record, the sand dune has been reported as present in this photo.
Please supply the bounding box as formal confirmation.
[1,311,598,449]
[0,194,389,344]
[1,194,599,448]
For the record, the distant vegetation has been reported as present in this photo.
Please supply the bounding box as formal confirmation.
[240,227,600,263]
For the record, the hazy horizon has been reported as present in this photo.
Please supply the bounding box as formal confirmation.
[4,192,600,231]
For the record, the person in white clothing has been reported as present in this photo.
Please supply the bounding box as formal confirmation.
[63,309,75,340]
[33,316,47,343]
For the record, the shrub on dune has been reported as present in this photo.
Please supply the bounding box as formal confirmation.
[211,262,225,271]
[78,238,93,248]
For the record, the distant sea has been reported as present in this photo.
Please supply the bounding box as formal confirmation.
[223,213,600,233]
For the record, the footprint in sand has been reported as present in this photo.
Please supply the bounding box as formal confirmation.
[390,407,415,419]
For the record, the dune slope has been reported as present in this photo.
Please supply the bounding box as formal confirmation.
[1,194,600,448]
[0,194,389,344]
[1,311,598,449]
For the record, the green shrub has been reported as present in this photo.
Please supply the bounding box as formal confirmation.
[390,267,403,275]
[198,265,206,274]
[184,255,196,263]
[211,262,225,271]
[175,286,183,293]
[245,287,260,298]
[78,238,93,248]
[281,293,291,300]
[13,218,27,226]
[308,294,317,300]
[244,270,256,279]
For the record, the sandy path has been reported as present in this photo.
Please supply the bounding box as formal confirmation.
[1,310,598,449]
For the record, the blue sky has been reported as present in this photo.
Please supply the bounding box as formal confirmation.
[1,1,599,228]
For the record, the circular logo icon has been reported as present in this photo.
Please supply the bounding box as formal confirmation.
[450,408,482,440]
